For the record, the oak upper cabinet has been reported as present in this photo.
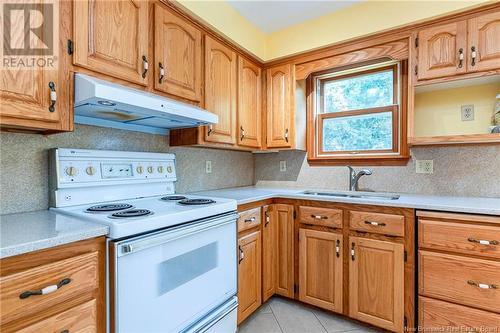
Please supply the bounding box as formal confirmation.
[73,0,149,86]
[266,64,294,148]
[299,229,343,313]
[349,237,404,332]
[272,204,295,298]
[204,36,237,145]
[467,11,500,72]
[417,21,467,80]
[237,231,262,324]
[237,57,262,149]
[154,4,202,101]
[0,0,70,133]
[262,205,277,302]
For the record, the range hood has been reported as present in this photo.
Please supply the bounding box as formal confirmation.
[74,74,217,135]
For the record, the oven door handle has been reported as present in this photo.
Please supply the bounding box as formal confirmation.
[115,212,239,257]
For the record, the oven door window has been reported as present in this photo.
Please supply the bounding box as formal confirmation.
[114,219,236,333]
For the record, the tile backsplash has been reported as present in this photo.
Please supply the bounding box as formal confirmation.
[255,146,500,198]
[0,125,254,214]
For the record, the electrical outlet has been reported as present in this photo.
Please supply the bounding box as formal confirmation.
[279,160,287,172]
[461,104,474,121]
[416,160,433,174]
[205,160,212,174]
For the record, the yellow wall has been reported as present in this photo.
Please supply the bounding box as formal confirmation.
[414,83,500,137]
[176,0,492,61]
[176,0,267,60]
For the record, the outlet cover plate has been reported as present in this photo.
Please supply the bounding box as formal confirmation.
[205,160,212,174]
[279,160,287,172]
[416,160,433,174]
[461,104,474,121]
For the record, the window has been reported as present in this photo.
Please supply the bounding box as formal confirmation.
[308,61,409,165]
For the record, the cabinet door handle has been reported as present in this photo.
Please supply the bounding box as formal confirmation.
[238,245,244,264]
[364,221,386,227]
[468,238,499,246]
[142,55,149,78]
[284,128,289,143]
[351,242,355,261]
[19,278,71,299]
[311,215,328,220]
[336,239,340,258]
[240,126,245,141]
[207,125,213,136]
[467,280,498,290]
[48,81,57,112]
[471,46,477,66]
[264,211,270,227]
[60,330,69,333]
[244,217,256,223]
[458,48,464,68]
[158,62,165,83]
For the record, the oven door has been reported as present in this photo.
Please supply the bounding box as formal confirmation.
[111,212,238,333]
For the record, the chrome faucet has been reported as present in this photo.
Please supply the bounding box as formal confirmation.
[348,166,373,191]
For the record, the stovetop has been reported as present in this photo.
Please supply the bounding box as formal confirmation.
[52,194,237,239]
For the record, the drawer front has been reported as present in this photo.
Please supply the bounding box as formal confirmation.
[419,219,500,258]
[17,299,97,333]
[0,252,99,324]
[299,206,342,228]
[349,211,404,236]
[419,296,500,331]
[238,207,262,232]
[419,250,500,313]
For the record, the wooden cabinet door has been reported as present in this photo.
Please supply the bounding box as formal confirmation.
[73,0,149,85]
[262,205,277,302]
[204,36,237,145]
[266,64,293,148]
[154,4,202,101]
[349,237,404,332]
[237,231,262,324]
[238,57,262,148]
[417,21,467,80]
[0,0,70,132]
[468,11,500,72]
[299,229,343,313]
[272,204,294,298]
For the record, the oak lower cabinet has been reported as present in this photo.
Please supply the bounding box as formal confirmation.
[262,205,277,302]
[272,204,295,297]
[154,3,202,102]
[237,231,262,324]
[73,0,150,86]
[299,229,343,313]
[0,237,105,333]
[349,237,404,332]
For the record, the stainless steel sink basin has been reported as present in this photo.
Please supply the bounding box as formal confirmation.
[301,190,400,200]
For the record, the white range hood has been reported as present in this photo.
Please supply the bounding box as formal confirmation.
[74,74,217,134]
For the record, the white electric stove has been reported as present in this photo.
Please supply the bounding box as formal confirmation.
[49,148,238,333]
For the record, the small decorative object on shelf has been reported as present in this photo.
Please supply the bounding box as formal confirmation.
[490,94,500,134]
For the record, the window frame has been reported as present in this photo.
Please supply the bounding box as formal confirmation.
[307,60,409,166]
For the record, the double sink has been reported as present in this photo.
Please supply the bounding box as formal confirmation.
[301,190,400,201]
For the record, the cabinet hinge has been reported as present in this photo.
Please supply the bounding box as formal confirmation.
[404,250,407,262]
[414,65,418,76]
[415,37,419,48]
[67,39,74,55]
[294,284,298,294]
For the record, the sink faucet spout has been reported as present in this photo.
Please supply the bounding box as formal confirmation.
[348,166,373,191]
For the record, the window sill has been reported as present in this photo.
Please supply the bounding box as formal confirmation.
[307,154,410,166]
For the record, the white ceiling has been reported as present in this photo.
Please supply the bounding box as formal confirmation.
[226,1,361,33]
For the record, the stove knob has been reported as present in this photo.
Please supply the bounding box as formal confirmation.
[167,166,173,173]
[147,166,154,174]
[157,166,164,173]
[85,166,96,176]
[65,166,78,177]
[136,166,144,174]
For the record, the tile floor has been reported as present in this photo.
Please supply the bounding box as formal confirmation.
[238,297,383,333]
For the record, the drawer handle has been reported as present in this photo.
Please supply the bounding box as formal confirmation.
[311,215,328,220]
[467,280,498,290]
[364,221,386,227]
[468,238,499,246]
[244,217,256,223]
[19,278,71,299]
